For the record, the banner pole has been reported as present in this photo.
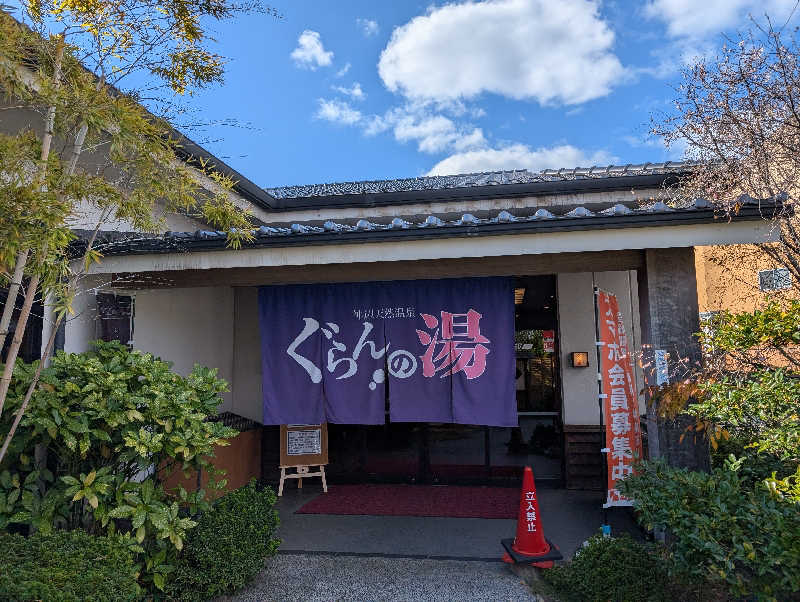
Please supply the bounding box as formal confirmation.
[593,281,609,528]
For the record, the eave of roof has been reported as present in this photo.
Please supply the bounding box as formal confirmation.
[171,134,277,210]
[262,162,698,212]
[88,196,782,258]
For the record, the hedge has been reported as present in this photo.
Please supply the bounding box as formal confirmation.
[542,534,672,602]
[166,480,280,600]
[0,530,140,602]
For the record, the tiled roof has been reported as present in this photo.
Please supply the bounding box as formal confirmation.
[87,194,784,257]
[264,161,699,200]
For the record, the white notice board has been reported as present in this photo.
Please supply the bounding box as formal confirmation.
[287,429,322,456]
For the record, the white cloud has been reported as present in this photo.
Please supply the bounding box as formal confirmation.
[378,0,625,106]
[357,18,379,37]
[426,144,616,176]
[332,82,366,100]
[641,0,799,70]
[315,99,486,154]
[291,30,333,70]
[313,91,613,176]
[643,0,796,40]
[335,62,351,78]
[392,113,486,153]
[363,104,486,153]
[315,99,362,125]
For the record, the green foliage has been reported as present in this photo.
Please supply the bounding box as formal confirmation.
[0,529,141,602]
[514,329,545,355]
[166,480,280,601]
[0,341,236,593]
[694,301,800,468]
[0,131,73,276]
[617,300,800,601]
[693,299,800,487]
[619,459,800,601]
[698,301,800,357]
[0,9,256,280]
[542,534,671,602]
[693,369,800,462]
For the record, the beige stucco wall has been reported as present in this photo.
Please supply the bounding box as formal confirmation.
[0,102,252,233]
[69,198,208,233]
[63,276,108,354]
[695,243,797,313]
[557,271,643,426]
[131,287,235,406]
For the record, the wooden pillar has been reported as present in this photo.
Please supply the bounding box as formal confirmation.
[638,247,709,471]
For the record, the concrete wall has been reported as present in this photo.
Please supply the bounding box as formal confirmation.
[132,287,235,406]
[638,247,707,468]
[557,271,642,426]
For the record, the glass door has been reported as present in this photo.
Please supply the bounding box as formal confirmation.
[426,423,489,484]
[488,343,562,483]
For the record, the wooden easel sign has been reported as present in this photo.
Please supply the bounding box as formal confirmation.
[278,424,328,496]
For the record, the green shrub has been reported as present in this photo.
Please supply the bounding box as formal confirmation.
[619,458,800,601]
[542,534,671,602]
[0,529,140,601]
[167,480,280,600]
[0,341,237,593]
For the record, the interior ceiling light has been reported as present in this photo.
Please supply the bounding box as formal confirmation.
[514,288,525,305]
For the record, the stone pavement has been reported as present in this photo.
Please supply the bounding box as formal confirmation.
[229,554,536,601]
[228,485,641,601]
[274,485,640,560]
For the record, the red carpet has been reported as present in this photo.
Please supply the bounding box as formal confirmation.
[295,484,519,519]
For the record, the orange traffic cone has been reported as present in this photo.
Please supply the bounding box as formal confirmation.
[501,466,562,568]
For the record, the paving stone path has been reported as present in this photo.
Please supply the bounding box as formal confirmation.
[229,553,536,601]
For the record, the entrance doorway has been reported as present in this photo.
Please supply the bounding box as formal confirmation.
[318,275,562,486]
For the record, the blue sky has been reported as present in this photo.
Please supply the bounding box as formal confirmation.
[174,0,797,188]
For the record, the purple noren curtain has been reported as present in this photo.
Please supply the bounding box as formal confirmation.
[258,277,517,427]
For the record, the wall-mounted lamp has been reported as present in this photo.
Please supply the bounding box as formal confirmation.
[570,352,589,368]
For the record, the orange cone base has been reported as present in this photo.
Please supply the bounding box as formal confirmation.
[501,538,562,567]
[515,538,551,558]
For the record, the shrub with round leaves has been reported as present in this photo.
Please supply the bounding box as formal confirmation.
[0,340,237,593]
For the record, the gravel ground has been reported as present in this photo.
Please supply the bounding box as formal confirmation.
[228,553,536,601]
